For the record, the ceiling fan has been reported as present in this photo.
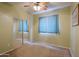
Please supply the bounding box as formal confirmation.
[24,2,49,11]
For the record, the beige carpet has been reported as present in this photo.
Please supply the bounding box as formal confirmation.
[7,44,71,57]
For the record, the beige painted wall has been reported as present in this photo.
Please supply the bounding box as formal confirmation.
[33,7,71,48]
[0,13,13,53]
[71,3,79,57]
[0,3,16,53]
[0,3,31,53]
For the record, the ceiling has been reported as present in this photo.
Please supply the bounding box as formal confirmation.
[8,2,73,14]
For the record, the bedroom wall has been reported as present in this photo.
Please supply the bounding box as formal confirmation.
[0,3,18,53]
[0,3,31,53]
[33,7,71,48]
[0,13,13,53]
[71,2,79,57]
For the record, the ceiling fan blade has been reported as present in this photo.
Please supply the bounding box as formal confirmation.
[24,5,30,7]
[40,6,48,10]
[24,2,35,7]
[39,2,49,6]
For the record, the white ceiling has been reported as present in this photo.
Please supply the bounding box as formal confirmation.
[9,2,73,14]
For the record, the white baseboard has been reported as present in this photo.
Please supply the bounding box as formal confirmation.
[24,41,70,51]
[0,46,21,55]
[69,48,74,57]
[24,41,73,57]
[0,40,71,56]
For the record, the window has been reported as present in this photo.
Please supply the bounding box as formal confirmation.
[19,20,28,32]
[39,15,59,33]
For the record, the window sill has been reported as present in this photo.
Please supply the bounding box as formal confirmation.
[39,33,59,36]
[18,32,28,33]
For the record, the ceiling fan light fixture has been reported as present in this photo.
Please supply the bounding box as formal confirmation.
[33,5,41,11]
